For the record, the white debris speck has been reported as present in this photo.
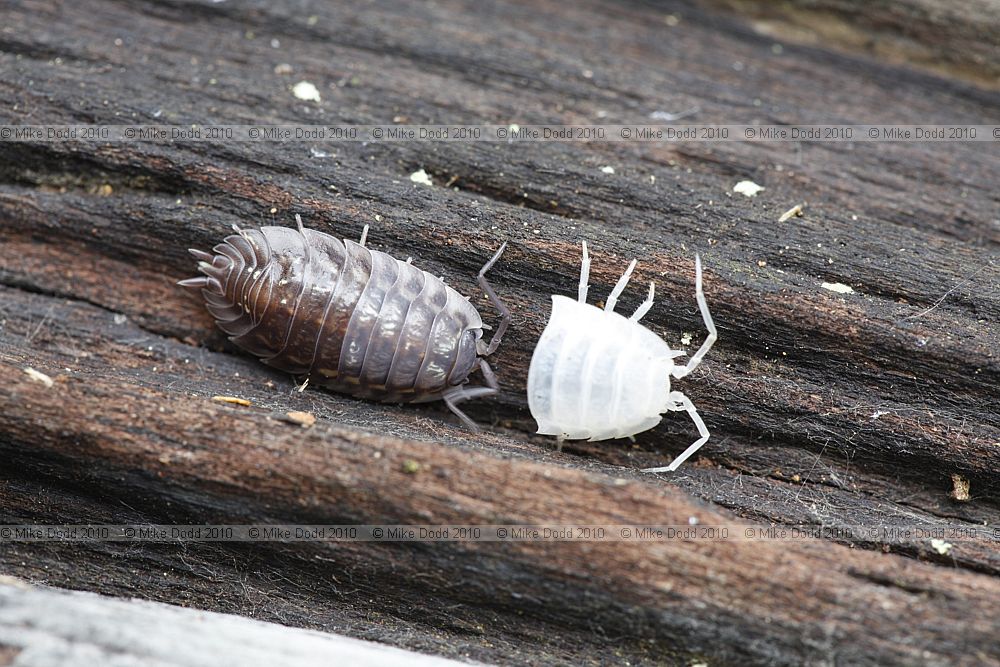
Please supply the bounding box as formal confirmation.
[871,410,888,420]
[930,538,953,555]
[23,367,54,388]
[113,313,128,324]
[778,203,805,222]
[274,63,293,75]
[649,107,698,121]
[600,165,615,174]
[292,81,321,102]
[733,180,764,197]
[509,123,520,133]
[680,332,693,346]
[821,282,854,294]
[409,169,433,186]
[309,147,329,158]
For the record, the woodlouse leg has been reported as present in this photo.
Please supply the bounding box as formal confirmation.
[642,390,710,473]
[442,396,478,431]
[478,358,499,392]
[578,241,590,303]
[442,359,499,431]
[629,282,656,322]
[477,243,510,356]
[442,388,496,431]
[604,259,637,312]
[671,254,717,379]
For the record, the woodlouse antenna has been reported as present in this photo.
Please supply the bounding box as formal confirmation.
[671,254,716,380]
[477,242,510,356]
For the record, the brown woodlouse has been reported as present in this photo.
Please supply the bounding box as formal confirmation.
[179,215,509,427]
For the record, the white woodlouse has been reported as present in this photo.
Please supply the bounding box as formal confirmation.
[526,242,717,472]
[179,215,509,427]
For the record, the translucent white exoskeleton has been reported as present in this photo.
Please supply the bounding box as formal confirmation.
[526,242,717,472]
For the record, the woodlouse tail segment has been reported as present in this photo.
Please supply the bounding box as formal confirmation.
[197,255,233,295]
[188,248,214,263]
[177,248,227,295]
[177,276,209,290]
[476,242,510,356]
[179,244,258,336]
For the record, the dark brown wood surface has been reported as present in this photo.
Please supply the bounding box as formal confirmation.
[705,0,1000,90]
[1,0,999,665]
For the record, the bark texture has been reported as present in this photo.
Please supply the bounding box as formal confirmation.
[1,0,999,665]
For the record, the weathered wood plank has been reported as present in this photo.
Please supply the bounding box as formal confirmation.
[3,286,999,665]
[0,578,471,667]
[1,0,999,665]
[703,0,1000,89]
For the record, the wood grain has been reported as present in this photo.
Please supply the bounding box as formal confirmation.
[1,0,998,665]
[0,578,468,667]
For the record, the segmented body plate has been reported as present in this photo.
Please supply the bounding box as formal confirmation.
[527,295,680,440]
[188,225,484,403]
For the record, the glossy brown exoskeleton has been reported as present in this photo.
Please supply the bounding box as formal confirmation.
[180,215,509,427]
